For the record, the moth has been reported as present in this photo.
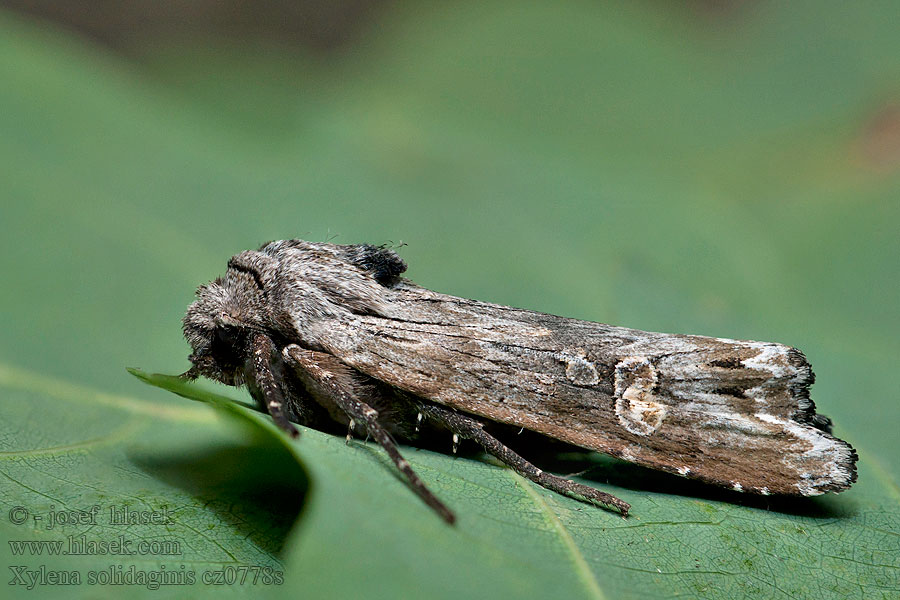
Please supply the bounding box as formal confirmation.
[181,239,857,523]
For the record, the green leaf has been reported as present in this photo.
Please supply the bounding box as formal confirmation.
[1,1,899,599]
[0,364,298,598]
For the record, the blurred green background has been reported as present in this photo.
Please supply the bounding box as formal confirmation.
[1,1,898,599]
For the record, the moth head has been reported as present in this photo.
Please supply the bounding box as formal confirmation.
[182,274,263,385]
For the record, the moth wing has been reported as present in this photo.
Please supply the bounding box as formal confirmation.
[308,283,857,497]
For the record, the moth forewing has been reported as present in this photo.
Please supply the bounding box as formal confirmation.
[307,281,857,498]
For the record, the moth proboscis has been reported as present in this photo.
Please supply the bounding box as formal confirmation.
[181,239,858,523]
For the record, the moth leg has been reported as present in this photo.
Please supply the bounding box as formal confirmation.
[250,333,299,438]
[283,345,456,525]
[421,404,631,517]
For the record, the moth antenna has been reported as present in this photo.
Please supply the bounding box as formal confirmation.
[285,345,456,524]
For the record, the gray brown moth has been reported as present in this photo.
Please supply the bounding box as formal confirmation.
[181,239,858,523]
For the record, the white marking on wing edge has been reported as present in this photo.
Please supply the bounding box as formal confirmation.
[732,482,743,492]
[742,343,793,379]
[759,487,770,496]
[677,466,691,476]
[797,477,816,496]
[754,412,854,495]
